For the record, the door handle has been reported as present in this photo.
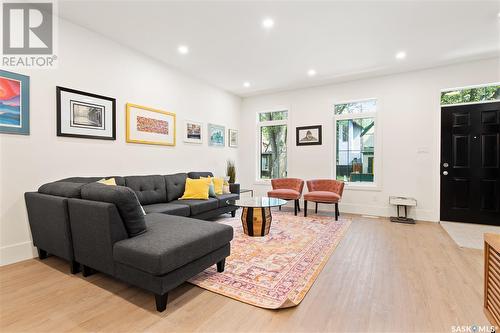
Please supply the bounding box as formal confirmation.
[443,162,449,168]
[443,171,448,175]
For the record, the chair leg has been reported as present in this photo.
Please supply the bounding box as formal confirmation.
[217,259,226,273]
[335,203,339,221]
[304,200,308,217]
[297,200,301,212]
[155,293,168,312]
[294,200,298,216]
[279,205,281,211]
[315,202,318,214]
[37,248,48,260]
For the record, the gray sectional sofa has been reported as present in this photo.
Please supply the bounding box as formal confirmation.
[24,171,239,312]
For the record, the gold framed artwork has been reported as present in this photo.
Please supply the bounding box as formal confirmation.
[126,103,176,146]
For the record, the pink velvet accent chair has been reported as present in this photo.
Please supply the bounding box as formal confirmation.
[304,179,345,220]
[267,178,305,216]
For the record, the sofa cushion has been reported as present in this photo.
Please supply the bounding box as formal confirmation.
[38,182,84,198]
[176,198,218,216]
[113,213,233,275]
[142,203,190,217]
[164,173,187,202]
[125,175,166,205]
[81,183,147,237]
[187,171,214,179]
[216,193,239,207]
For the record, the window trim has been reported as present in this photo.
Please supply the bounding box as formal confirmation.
[256,108,290,184]
[333,99,381,190]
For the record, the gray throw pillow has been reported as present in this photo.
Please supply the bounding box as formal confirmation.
[81,183,147,237]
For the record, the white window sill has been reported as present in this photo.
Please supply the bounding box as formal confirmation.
[344,183,381,192]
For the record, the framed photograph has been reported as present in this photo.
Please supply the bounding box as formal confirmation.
[0,70,30,135]
[126,103,176,146]
[57,86,115,140]
[228,128,238,147]
[296,125,322,146]
[208,123,225,147]
[184,120,203,144]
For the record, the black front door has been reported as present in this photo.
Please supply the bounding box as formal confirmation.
[440,102,500,225]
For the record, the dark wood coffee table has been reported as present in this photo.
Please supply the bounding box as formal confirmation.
[228,197,287,236]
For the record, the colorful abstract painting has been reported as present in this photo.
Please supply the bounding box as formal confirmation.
[136,116,169,135]
[0,70,29,135]
[126,103,176,146]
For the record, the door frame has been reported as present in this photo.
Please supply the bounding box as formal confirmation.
[438,82,500,223]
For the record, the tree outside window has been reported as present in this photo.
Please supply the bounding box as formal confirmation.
[259,111,288,179]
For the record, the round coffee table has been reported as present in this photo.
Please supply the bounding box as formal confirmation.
[228,197,287,237]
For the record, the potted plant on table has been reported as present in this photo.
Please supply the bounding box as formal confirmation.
[226,160,236,184]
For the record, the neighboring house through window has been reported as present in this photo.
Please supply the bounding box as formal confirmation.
[334,99,377,184]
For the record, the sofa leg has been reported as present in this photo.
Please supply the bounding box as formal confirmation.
[335,203,339,221]
[217,259,226,273]
[70,260,80,274]
[294,200,298,216]
[304,200,308,217]
[315,202,318,214]
[37,248,48,260]
[82,265,94,277]
[231,210,236,218]
[155,293,168,312]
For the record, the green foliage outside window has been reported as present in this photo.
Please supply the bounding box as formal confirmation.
[441,85,500,105]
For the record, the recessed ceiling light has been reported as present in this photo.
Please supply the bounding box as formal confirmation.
[395,51,406,60]
[177,45,189,55]
[307,69,317,77]
[262,18,274,29]
[243,81,251,88]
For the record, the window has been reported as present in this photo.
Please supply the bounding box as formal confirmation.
[441,84,500,106]
[334,100,376,184]
[258,110,288,179]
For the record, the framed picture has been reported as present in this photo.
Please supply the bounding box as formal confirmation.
[296,125,322,146]
[126,103,176,146]
[208,123,225,147]
[184,120,203,144]
[57,86,116,140]
[228,128,238,147]
[0,70,30,135]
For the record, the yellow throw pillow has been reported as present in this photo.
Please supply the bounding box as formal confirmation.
[180,178,211,200]
[98,178,117,186]
[201,176,224,195]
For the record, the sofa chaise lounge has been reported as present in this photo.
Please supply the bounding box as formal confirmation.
[24,171,239,311]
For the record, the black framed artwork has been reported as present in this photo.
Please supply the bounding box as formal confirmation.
[56,86,116,140]
[296,125,322,146]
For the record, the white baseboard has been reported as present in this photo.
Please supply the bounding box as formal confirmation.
[0,241,36,266]
[284,200,438,222]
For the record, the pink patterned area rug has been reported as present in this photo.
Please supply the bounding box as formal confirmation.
[188,211,351,309]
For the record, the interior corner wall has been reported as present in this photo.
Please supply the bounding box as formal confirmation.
[0,19,241,266]
[238,58,499,222]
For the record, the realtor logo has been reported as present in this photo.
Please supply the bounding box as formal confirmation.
[1,1,57,68]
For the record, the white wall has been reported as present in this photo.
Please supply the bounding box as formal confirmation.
[0,20,241,265]
[239,58,500,222]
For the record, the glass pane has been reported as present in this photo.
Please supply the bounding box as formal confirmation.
[260,125,287,179]
[441,85,500,105]
[336,118,375,183]
[334,99,376,115]
[259,111,288,122]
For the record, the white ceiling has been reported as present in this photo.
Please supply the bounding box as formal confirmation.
[59,1,500,97]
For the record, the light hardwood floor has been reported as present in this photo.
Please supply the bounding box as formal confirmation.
[0,213,489,332]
